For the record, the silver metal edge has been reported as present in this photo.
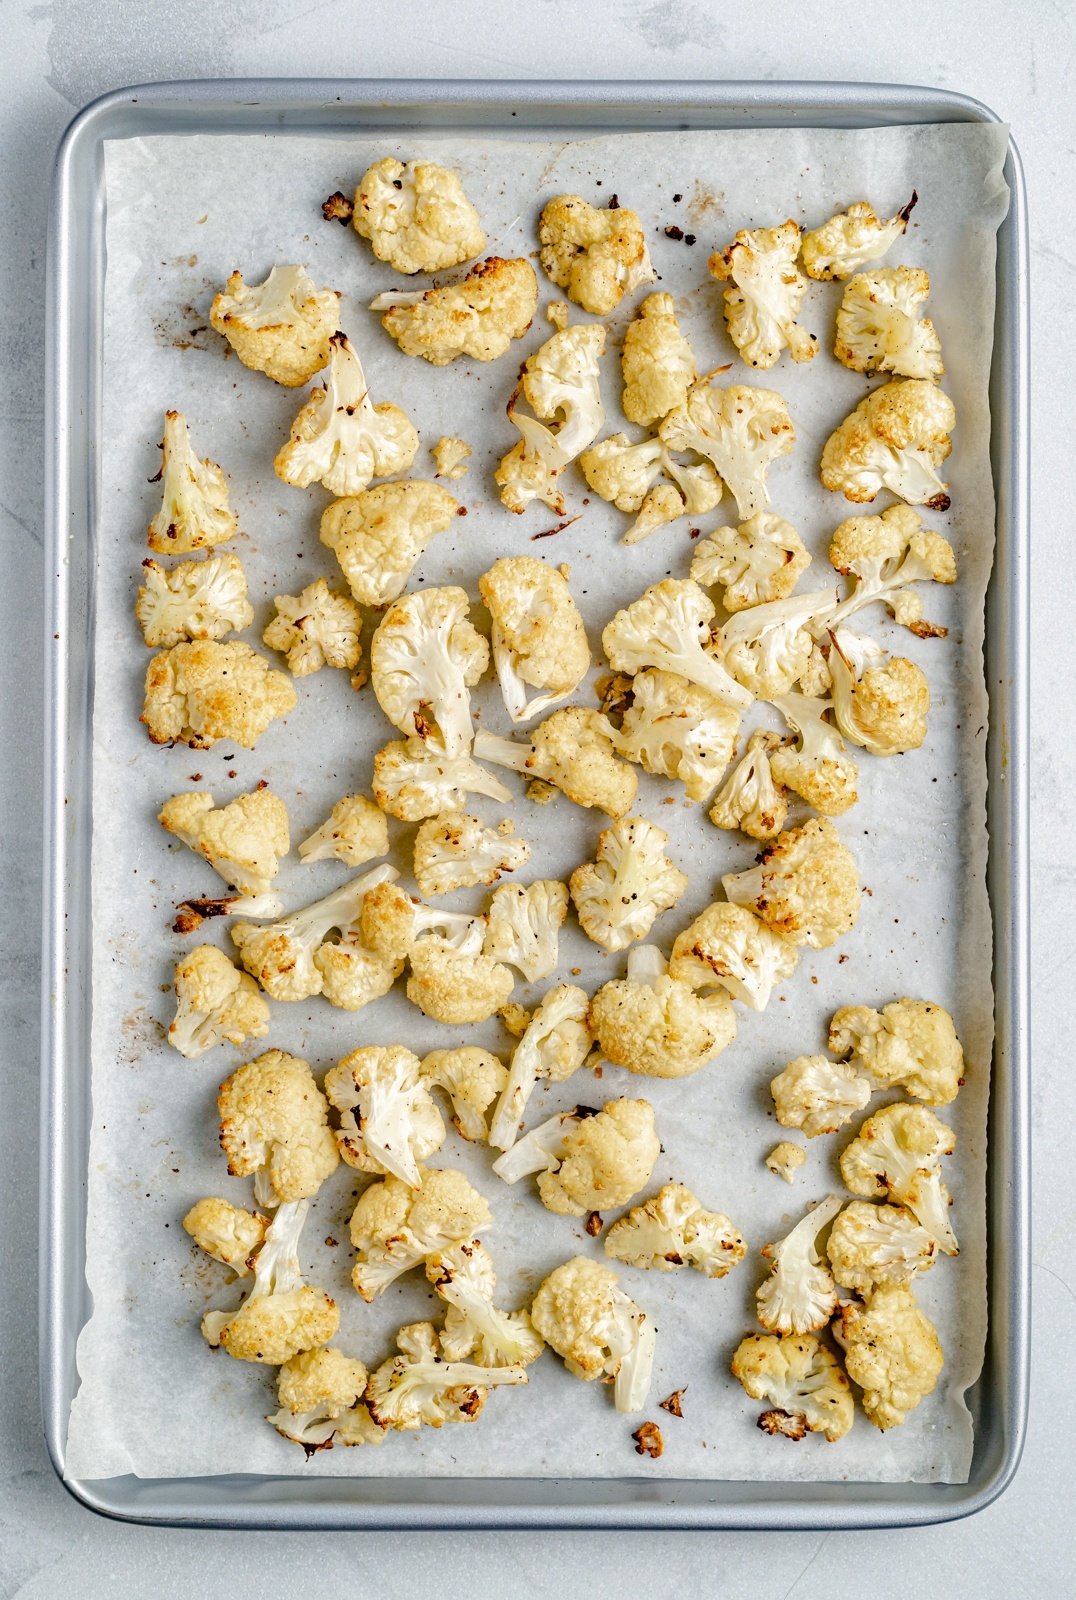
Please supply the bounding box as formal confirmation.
[40,77,1030,1531]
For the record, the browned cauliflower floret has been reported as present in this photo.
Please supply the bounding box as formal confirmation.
[605,1182,746,1277]
[821,379,956,509]
[826,504,957,638]
[474,708,639,819]
[147,410,237,555]
[829,999,964,1106]
[768,692,860,818]
[324,1045,446,1186]
[538,194,655,314]
[349,1166,492,1301]
[230,866,398,1003]
[351,157,485,274]
[159,788,289,901]
[708,731,789,842]
[406,923,515,1025]
[755,1193,844,1336]
[201,1200,339,1364]
[136,554,253,648]
[826,1201,937,1297]
[766,1142,807,1184]
[770,1054,872,1138]
[298,793,388,868]
[839,1102,958,1255]
[262,578,362,677]
[570,816,687,952]
[690,512,811,613]
[731,1332,854,1441]
[268,1346,377,1450]
[182,1196,268,1276]
[834,1283,944,1430]
[602,578,753,712]
[370,585,489,759]
[431,436,471,479]
[487,985,592,1151]
[366,1320,526,1430]
[722,817,860,950]
[478,555,591,723]
[620,291,697,425]
[835,267,943,381]
[802,195,917,281]
[708,221,817,368]
[828,639,930,757]
[669,900,799,1013]
[210,265,340,386]
[167,945,271,1059]
[413,810,530,896]
[495,324,607,515]
[141,640,296,750]
[371,256,538,364]
[217,1049,339,1207]
[660,377,796,523]
[320,480,460,608]
[529,1255,656,1412]
[613,669,741,803]
[421,1047,508,1142]
[492,1098,660,1218]
[588,944,736,1080]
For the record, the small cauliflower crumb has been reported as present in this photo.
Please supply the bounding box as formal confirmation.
[765,1141,806,1184]
[432,436,472,479]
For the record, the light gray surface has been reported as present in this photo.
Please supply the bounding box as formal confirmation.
[0,0,1067,1593]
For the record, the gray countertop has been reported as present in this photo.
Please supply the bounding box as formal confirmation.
[1,2,1069,1594]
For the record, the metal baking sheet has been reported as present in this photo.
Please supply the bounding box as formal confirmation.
[41,78,1029,1530]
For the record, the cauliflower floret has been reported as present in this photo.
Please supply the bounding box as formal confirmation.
[614,669,741,803]
[482,879,569,983]
[141,640,296,750]
[312,937,404,1014]
[349,1165,492,1301]
[660,378,795,520]
[371,256,538,364]
[605,1182,747,1277]
[488,983,593,1150]
[839,1102,958,1255]
[493,1098,660,1218]
[474,708,639,819]
[299,793,388,868]
[358,881,479,963]
[709,221,817,368]
[427,1241,545,1367]
[136,554,252,648]
[821,379,956,509]
[829,999,964,1107]
[826,1201,938,1297]
[716,587,840,701]
[350,157,485,275]
[770,1054,873,1139]
[802,194,918,281]
[432,436,472,479]
[835,266,943,381]
[182,1196,268,1276]
[217,1050,339,1207]
[324,1045,446,1187]
[826,504,957,637]
[669,900,799,1012]
[722,817,860,950]
[579,430,723,545]
[366,1320,526,1430]
[421,1047,507,1142]
[833,1283,944,1430]
[828,635,930,757]
[768,693,860,817]
[731,1332,854,1442]
[690,513,811,613]
[159,788,289,900]
[274,331,418,498]
[530,1255,656,1412]
[147,410,237,554]
[413,810,530,896]
[708,730,788,841]
[569,815,688,953]
[766,1141,807,1184]
[262,579,362,677]
[210,265,339,386]
[538,194,655,315]
[230,865,398,1002]
[201,1199,339,1363]
[755,1192,844,1336]
[406,921,515,1025]
[267,1346,375,1450]
[167,945,270,1059]
[602,579,753,712]
[588,943,736,1080]
[370,586,488,758]
[372,738,511,821]
[478,555,591,722]
[320,480,460,607]
[496,324,607,515]
[621,292,697,425]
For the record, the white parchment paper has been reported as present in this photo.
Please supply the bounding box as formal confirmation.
[65,121,1009,1484]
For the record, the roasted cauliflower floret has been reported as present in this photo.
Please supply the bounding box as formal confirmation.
[496,324,606,515]
[141,640,296,749]
[801,195,917,281]
[478,555,591,723]
[320,480,459,607]
[267,1346,375,1450]
[201,1200,339,1364]
[488,984,593,1151]
[722,817,860,950]
[167,945,270,1059]
[820,379,956,508]
[690,512,811,613]
[538,194,655,315]
[182,1196,268,1276]
[262,578,362,678]
[298,793,388,868]
[147,410,237,554]
[482,879,569,983]
[350,157,485,274]
[413,810,531,896]
[768,693,860,817]
[834,1283,943,1430]
[357,882,479,963]
[366,1320,526,1430]
[474,708,639,819]
[755,1193,844,1336]
[588,944,736,1080]
[493,1098,660,1218]
[731,1332,854,1442]
[569,815,688,952]
[324,1045,446,1187]
[828,637,930,757]
[432,435,471,479]
[829,999,963,1106]
[373,738,511,821]
[770,1054,873,1139]
[660,377,795,521]
[827,503,957,637]
[531,1255,655,1412]
[136,554,253,648]
[839,1102,958,1255]
[621,291,697,425]
[602,579,753,712]
[579,431,723,544]
[406,922,515,1025]
[421,1047,507,1143]
[427,1240,545,1367]
[835,266,943,381]
[716,586,839,702]
[370,585,488,758]
[614,669,740,803]
[159,788,289,901]
[605,1182,747,1277]
[217,1050,339,1206]
[371,256,538,364]
[708,730,788,841]
[230,865,398,1003]
[349,1165,492,1301]
[826,1201,937,1297]
[669,900,799,1012]
[709,220,817,368]
[210,264,339,386]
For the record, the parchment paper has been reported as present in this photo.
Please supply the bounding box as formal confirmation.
[65,121,1009,1484]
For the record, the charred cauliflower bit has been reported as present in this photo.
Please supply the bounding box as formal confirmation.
[766,1141,806,1184]
[159,788,289,901]
[482,879,569,983]
[709,221,817,368]
[421,1046,507,1142]
[201,1199,339,1363]
[801,195,917,281]
[538,194,655,315]
[826,1201,937,1297]
[722,817,860,950]
[614,669,741,803]
[660,376,796,521]
[210,264,339,386]
[770,1054,872,1139]
[370,585,488,758]
[834,1283,943,1430]
[324,1045,445,1187]
[136,554,253,648]
[320,480,460,607]
[431,436,472,479]
[570,815,688,953]
[182,1196,268,1276]
[605,1182,746,1277]
[479,555,591,723]
[299,793,388,868]
[371,256,538,364]
[141,640,296,750]
[821,379,956,508]
[366,1320,526,1430]
[621,292,697,425]
[168,945,270,1059]
[690,512,811,613]
[493,1098,660,1219]
[413,810,531,896]
[835,267,943,381]
[708,731,788,841]
[262,578,362,677]
[218,1049,339,1206]
[669,900,799,1012]
[731,1332,854,1441]
[828,999,964,1106]
[530,1255,656,1412]
[474,708,639,819]
[147,410,237,555]
[349,1165,492,1301]
[588,943,736,1080]
[755,1193,844,1336]
[351,157,486,275]
[839,1102,958,1255]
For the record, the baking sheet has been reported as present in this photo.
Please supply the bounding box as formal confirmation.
[65,121,1009,1484]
